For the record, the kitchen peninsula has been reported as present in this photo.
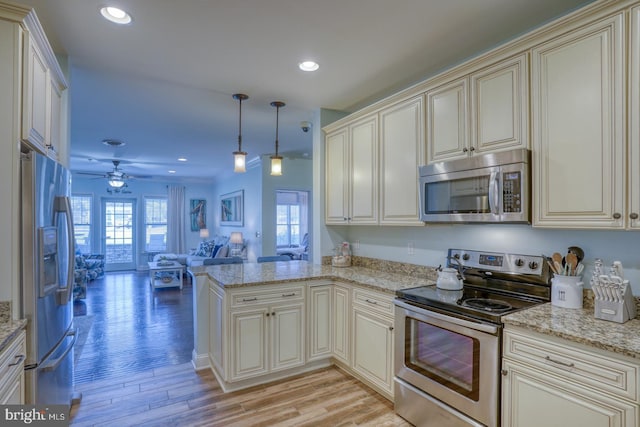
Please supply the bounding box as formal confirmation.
[190,259,435,400]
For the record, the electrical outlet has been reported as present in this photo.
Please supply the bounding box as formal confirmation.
[408,241,414,255]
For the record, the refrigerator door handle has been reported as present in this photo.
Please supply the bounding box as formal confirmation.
[54,196,75,305]
[40,329,77,373]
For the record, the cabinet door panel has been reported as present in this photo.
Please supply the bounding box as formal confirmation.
[471,53,528,154]
[308,286,331,361]
[332,285,350,364]
[427,78,468,163]
[352,308,393,394]
[349,117,378,224]
[325,128,349,223]
[630,6,640,229]
[208,286,224,375]
[271,302,304,371]
[380,96,424,225]
[230,308,268,381]
[22,35,48,149]
[503,360,638,427]
[532,14,625,228]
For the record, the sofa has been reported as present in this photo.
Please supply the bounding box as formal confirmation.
[74,253,105,299]
[154,235,246,267]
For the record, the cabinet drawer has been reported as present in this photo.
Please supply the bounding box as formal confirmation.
[352,288,394,316]
[0,331,26,396]
[230,285,304,307]
[504,328,639,402]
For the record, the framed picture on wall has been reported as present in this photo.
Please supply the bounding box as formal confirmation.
[220,190,243,226]
[190,199,206,231]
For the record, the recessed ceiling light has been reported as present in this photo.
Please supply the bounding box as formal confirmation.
[298,61,319,72]
[100,6,132,25]
[177,157,187,162]
[168,170,176,174]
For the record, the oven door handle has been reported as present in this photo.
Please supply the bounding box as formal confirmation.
[394,299,500,335]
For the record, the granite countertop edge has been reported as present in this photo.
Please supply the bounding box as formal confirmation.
[0,319,27,353]
[503,303,640,360]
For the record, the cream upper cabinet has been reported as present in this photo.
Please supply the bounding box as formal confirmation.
[379,96,425,225]
[531,13,625,228]
[325,115,378,225]
[630,5,640,229]
[470,53,528,155]
[22,34,48,149]
[21,26,68,163]
[426,78,468,162]
[325,127,349,223]
[427,53,528,163]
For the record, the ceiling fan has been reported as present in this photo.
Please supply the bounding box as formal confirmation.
[76,160,149,192]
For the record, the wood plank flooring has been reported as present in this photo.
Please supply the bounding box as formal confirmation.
[70,271,410,426]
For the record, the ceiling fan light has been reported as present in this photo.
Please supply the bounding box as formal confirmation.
[108,176,125,188]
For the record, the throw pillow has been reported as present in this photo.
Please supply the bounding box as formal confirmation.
[215,245,229,258]
[211,244,223,258]
[195,241,215,257]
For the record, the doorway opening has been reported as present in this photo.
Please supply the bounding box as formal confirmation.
[275,190,309,259]
[102,198,136,271]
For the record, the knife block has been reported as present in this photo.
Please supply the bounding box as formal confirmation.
[593,282,637,323]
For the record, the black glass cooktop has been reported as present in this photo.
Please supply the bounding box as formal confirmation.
[396,284,543,324]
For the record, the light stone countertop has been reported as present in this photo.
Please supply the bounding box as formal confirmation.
[503,303,640,360]
[0,319,27,353]
[0,302,26,353]
[193,260,434,294]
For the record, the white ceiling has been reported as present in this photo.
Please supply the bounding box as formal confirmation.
[18,0,593,182]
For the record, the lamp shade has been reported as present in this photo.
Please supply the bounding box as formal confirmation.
[233,152,247,173]
[270,156,282,176]
[229,232,243,244]
[199,228,210,239]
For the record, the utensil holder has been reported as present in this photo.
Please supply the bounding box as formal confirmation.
[551,275,583,309]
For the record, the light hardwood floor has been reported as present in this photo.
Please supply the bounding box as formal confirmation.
[70,271,411,426]
[70,363,411,427]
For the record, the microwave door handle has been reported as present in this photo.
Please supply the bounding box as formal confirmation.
[488,171,499,215]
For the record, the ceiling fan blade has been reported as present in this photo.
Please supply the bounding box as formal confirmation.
[76,171,107,177]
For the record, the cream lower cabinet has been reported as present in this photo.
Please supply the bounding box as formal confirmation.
[351,288,395,399]
[532,12,626,228]
[308,284,331,361]
[209,282,306,388]
[332,284,351,365]
[502,327,639,427]
[0,330,26,404]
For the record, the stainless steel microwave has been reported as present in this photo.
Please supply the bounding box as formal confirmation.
[419,149,531,223]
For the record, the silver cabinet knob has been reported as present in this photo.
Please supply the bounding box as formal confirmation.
[469,146,475,152]
[630,213,639,220]
[462,147,468,153]
[613,212,622,219]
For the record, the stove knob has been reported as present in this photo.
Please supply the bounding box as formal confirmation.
[514,258,524,267]
[462,253,470,261]
[453,253,460,259]
[528,261,539,270]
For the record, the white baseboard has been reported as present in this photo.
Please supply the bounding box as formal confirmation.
[191,350,210,371]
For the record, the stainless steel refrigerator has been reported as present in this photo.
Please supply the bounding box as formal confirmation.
[21,150,77,407]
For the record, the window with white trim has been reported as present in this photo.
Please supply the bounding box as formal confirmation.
[144,197,167,252]
[71,195,92,254]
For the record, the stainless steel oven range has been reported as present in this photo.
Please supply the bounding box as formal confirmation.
[394,248,551,427]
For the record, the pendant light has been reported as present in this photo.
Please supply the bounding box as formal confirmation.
[232,93,249,173]
[270,101,285,176]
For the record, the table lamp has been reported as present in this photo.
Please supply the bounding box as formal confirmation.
[229,232,243,256]
[199,228,209,241]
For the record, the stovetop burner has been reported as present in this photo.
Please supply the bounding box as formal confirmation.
[461,298,513,313]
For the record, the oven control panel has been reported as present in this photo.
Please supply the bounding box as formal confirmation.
[448,249,544,276]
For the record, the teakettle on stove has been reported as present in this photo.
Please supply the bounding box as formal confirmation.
[436,268,463,290]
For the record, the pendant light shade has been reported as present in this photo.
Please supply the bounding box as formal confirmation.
[270,101,285,176]
[232,93,249,173]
